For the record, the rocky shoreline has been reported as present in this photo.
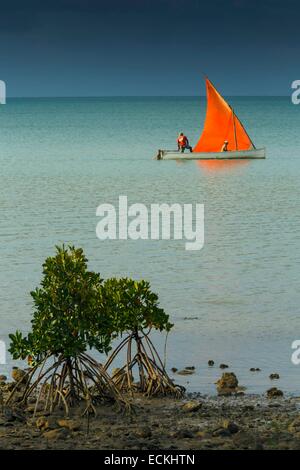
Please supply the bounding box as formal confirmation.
[1,375,300,450]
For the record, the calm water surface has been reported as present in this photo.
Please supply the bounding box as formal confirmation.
[0,96,300,395]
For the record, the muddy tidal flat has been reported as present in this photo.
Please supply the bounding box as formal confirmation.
[1,392,300,450]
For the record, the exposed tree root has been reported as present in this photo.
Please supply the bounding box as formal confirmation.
[6,353,131,416]
[105,330,185,398]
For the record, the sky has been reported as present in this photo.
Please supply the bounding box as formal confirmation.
[1,0,299,97]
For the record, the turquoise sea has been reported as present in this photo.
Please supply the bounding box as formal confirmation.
[1,96,300,395]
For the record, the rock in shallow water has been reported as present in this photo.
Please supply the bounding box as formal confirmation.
[208,360,214,367]
[177,369,195,375]
[216,372,239,395]
[267,387,283,398]
[269,373,280,380]
[219,364,229,369]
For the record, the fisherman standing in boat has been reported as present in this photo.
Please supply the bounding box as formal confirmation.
[221,140,229,152]
[177,132,193,153]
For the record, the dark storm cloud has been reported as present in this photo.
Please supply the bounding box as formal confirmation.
[1,0,300,96]
[1,0,297,37]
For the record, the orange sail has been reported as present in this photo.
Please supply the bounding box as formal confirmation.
[193,78,254,153]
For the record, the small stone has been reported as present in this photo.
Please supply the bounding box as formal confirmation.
[212,427,231,437]
[269,373,280,380]
[43,428,69,440]
[135,427,152,438]
[177,369,195,375]
[36,416,58,431]
[288,417,300,433]
[223,420,239,434]
[182,401,202,413]
[255,368,261,371]
[11,367,28,384]
[220,364,229,369]
[57,419,81,431]
[171,367,178,373]
[174,429,195,439]
[267,387,283,398]
[208,360,214,366]
[185,366,195,371]
[151,422,160,428]
[0,375,7,382]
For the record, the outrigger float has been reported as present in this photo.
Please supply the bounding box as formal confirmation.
[155,77,266,161]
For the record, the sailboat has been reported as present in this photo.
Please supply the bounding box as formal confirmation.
[155,77,266,160]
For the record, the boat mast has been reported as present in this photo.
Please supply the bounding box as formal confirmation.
[232,108,238,150]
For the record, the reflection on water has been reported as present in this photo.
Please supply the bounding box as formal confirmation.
[197,159,250,173]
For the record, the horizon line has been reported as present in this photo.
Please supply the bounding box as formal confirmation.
[5,94,291,99]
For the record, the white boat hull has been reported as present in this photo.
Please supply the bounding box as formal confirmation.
[155,148,266,160]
